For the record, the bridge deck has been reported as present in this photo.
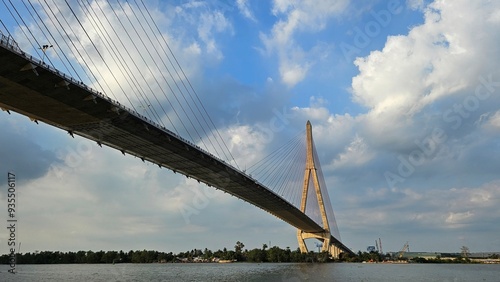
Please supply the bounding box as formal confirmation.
[0,40,352,255]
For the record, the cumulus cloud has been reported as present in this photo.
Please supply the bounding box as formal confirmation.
[346,0,500,168]
[331,134,375,168]
[352,0,500,117]
[279,62,310,87]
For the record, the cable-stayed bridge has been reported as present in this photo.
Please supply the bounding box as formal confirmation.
[0,2,353,257]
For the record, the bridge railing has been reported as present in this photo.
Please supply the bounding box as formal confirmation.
[0,32,21,53]
[0,33,246,180]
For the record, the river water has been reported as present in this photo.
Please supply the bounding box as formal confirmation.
[1,263,499,281]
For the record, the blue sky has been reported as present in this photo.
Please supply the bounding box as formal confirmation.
[1,0,500,255]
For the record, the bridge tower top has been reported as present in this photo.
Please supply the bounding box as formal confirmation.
[305,121,314,170]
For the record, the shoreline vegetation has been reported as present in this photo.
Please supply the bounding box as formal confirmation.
[1,242,499,264]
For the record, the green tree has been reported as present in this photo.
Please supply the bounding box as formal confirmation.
[101,251,119,263]
[246,248,266,262]
[95,251,105,263]
[203,248,213,260]
[235,241,245,261]
[86,251,99,263]
[460,246,470,258]
[267,246,277,262]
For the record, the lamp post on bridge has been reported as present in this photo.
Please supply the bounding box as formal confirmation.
[39,44,53,63]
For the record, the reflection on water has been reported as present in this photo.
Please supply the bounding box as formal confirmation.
[1,262,499,281]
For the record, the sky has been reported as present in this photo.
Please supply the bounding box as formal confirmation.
[0,0,499,255]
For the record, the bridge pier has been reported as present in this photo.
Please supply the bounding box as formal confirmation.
[329,244,342,259]
[297,230,343,259]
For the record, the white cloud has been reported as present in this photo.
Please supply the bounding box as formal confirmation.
[196,10,233,60]
[279,62,309,87]
[344,0,500,164]
[486,111,500,129]
[407,0,426,11]
[260,0,350,87]
[236,0,256,22]
[331,134,374,168]
[445,211,474,226]
[199,124,271,169]
[352,0,500,120]
[292,104,331,122]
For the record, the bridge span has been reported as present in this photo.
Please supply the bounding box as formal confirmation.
[0,35,353,256]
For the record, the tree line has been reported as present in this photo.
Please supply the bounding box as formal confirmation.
[0,242,348,264]
[5,241,489,264]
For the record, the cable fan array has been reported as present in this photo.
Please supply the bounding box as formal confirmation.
[312,137,341,241]
[247,131,306,208]
[1,0,238,168]
[247,129,340,238]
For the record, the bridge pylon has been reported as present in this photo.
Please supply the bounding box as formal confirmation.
[297,121,342,258]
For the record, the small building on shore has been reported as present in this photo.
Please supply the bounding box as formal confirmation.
[401,252,441,260]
